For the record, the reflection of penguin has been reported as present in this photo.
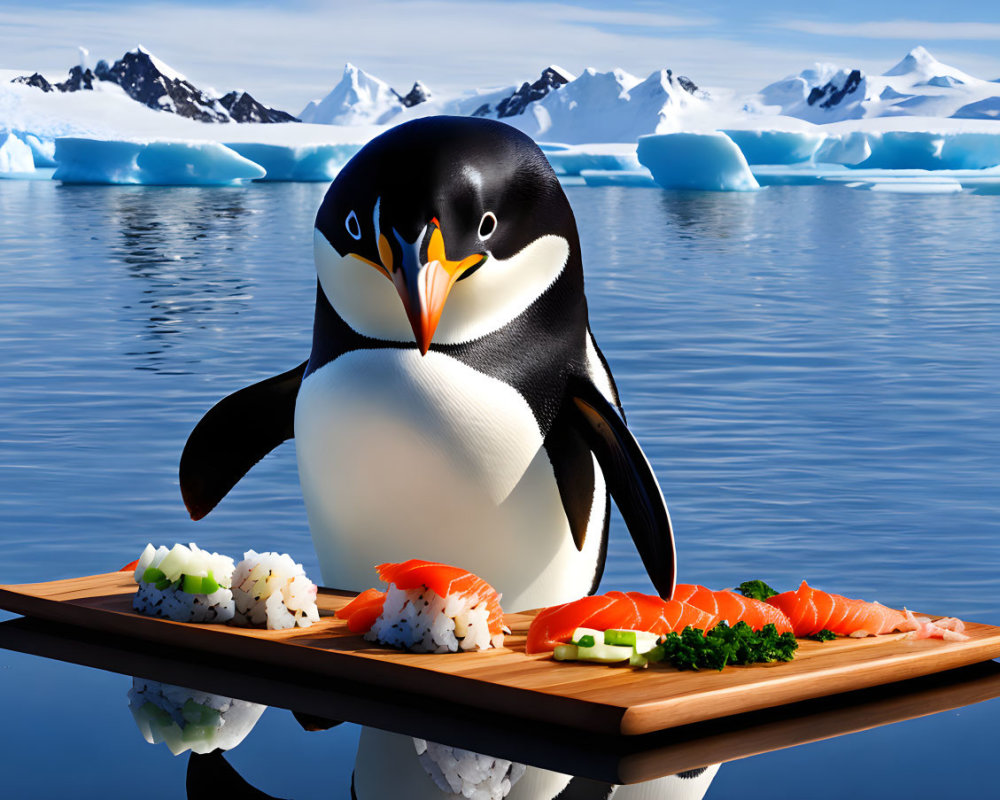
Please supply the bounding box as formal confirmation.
[350,727,718,800]
[180,117,675,608]
[187,751,287,800]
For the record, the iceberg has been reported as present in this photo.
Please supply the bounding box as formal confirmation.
[52,138,266,184]
[637,132,760,191]
[0,130,36,172]
[542,143,640,175]
[722,128,825,165]
[854,130,1000,170]
[580,169,656,187]
[224,141,361,181]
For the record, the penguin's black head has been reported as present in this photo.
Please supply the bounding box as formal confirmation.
[314,116,580,354]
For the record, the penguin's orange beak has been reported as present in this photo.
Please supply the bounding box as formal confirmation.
[390,218,485,355]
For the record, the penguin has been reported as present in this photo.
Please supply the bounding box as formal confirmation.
[180,116,675,610]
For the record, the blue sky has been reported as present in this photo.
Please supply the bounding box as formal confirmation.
[1,1,998,113]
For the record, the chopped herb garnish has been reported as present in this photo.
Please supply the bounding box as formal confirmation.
[808,629,837,642]
[737,579,779,601]
[657,621,798,671]
[572,634,596,648]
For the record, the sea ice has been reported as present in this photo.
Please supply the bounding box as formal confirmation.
[722,128,825,165]
[52,137,266,184]
[637,131,760,191]
[224,141,361,181]
[542,142,640,175]
[0,130,35,172]
[580,169,656,187]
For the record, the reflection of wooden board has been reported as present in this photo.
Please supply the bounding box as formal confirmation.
[3,572,1000,737]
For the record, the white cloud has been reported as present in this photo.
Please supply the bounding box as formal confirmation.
[779,19,1000,41]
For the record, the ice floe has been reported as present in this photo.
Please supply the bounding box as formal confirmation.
[637,131,760,191]
[52,138,266,185]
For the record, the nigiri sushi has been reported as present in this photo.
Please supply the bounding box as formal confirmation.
[673,584,794,634]
[339,560,506,653]
[525,591,714,654]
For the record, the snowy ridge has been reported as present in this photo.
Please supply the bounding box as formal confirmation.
[2,45,1000,188]
[8,46,298,124]
[753,46,1000,123]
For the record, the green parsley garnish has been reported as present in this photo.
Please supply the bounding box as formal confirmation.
[808,629,837,642]
[737,579,779,601]
[657,621,798,671]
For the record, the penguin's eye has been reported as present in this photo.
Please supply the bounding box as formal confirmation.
[345,210,362,241]
[478,211,497,240]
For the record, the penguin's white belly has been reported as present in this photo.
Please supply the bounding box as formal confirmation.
[294,349,606,611]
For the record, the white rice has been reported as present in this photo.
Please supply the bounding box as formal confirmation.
[413,738,526,800]
[127,678,265,756]
[231,550,320,630]
[131,543,235,624]
[366,584,503,653]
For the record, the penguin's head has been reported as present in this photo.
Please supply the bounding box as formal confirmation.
[314,116,581,353]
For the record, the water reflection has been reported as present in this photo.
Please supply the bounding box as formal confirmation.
[350,727,719,799]
[128,678,266,756]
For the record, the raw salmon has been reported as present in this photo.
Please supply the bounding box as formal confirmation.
[525,591,715,654]
[767,581,907,637]
[335,587,387,633]
[673,584,794,634]
[335,560,505,637]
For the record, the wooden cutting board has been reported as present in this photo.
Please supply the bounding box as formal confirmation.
[3,571,1000,736]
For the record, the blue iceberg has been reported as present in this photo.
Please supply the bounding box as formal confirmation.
[637,132,760,191]
[53,138,267,185]
[224,142,361,181]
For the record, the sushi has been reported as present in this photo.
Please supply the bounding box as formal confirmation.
[525,591,715,654]
[336,559,506,653]
[672,584,794,634]
[128,678,265,756]
[132,543,236,623]
[231,550,321,630]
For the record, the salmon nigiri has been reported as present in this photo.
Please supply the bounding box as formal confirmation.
[767,581,906,637]
[673,584,794,634]
[336,560,506,652]
[525,592,714,654]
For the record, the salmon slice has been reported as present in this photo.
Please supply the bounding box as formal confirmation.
[525,592,715,654]
[768,581,907,637]
[335,588,386,633]
[375,559,505,634]
[675,584,794,634]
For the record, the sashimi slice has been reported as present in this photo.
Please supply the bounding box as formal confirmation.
[525,592,714,654]
[335,588,386,633]
[768,581,907,637]
[675,584,793,634]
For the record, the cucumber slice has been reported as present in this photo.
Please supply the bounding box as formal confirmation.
[181,574,203,594]
[154,577,173,591]
[142,566,165,584]
[201,571,220,595]
[575,641,634,663]
[604,629,659,653]
[553,644,579,661]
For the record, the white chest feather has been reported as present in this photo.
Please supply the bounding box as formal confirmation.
[294,349,606,610]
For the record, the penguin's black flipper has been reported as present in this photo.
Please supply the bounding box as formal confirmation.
[568,377,676,599]
[180,362,307,520]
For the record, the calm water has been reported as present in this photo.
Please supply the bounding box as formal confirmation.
[1,178,998,797]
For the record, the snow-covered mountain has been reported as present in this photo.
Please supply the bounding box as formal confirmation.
[299,63,429,125]
[754,46,1000,123]
[300,62,705,143]
[11,47,298,123]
